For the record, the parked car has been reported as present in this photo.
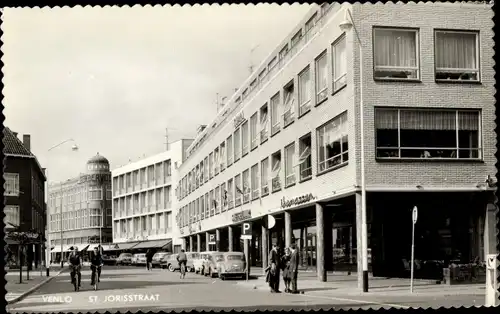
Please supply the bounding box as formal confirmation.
[218,252,247,280]
[193,252,207,274]
[134,253,147,266]
[116,253,133,266]
[197,251,215,274]
[102,255,117,266]
[160,253,179,272]
[185,252,198,272]
[202,252,224,278]
[152,251,170,268]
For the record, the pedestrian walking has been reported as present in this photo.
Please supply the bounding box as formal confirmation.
[146,249,153,271]
[289,243,300,294]
[268,243,281,293]
[281,247,292,293]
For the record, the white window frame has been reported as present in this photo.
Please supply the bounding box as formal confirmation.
[226,135,233,166]
[251,163,259,200]
[298,134,312,181]
[234,128,241,162]
[270,92,281,135]
[214,148,220,175]
[271,152,282,193]
[283,81,295,127]
[315,51,328,103]
[4,205,20,226]
[317,111,349,173]
[284,142,296,187]
[261,158,269,196]
[220,142,226,171]
[332,34,347,91]
[298,66,312,116]
[220,182,227,211]
[4,173,20,196]
[227,179,234,209]
[242,169,250,203]
[241,120,249,156]
[209,152,214,179]
[373,27,420,80]
[250,113,259,150]
[234,174,242,206]
[260,105,269,143]
[204,157,209,182]
[434,30,480,82]
[214,186,220,214]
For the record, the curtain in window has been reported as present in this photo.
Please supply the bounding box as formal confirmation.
[458,111,479,131]
[374,29,417,68]
[325,113,348,146]
[435,32,477,70]
[400,110,456,130]
[299,69,311,104]
[375,109,398,129]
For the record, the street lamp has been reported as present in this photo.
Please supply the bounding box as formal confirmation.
[46,138,79,270]
[339,8,369,293]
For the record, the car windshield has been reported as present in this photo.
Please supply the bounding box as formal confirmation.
[214,255,224,262]
[226,255,245,261]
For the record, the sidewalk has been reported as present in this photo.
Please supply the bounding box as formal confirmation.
[5,267,66,304]
[242,267,485,298]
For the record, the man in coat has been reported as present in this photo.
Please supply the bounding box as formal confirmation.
[268,243,281,293]
[289,243,300,294]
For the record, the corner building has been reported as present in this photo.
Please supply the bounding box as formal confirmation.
[112,139,193,253]
[175,2,496,286]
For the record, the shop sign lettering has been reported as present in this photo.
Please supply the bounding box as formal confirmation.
[232,209,252,223]
[233,113,246,129]
[281,193,315,209]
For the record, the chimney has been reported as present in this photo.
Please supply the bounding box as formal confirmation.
[23,134,31,151]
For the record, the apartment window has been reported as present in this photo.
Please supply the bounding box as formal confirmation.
[291,30,303,47]
[250,113,258,150]
[316,51,328,103]
[242,88,249,100]
[283,81,295,127]
[195,165,200,188]
[204,157,209,183]
[220,142,226,171]
[210,189,215,216]
[261,158,269,197]
[251,164,259,200]
[270,92,281,135]
[204,193,209,218]
[375,108,481,159]
[220,182,227,211]
[89,187,102,200]
[279,44,289,60]
[435,30,479,82]
[284,143,296,187]
[200,161,204,184]
[241,121,249,156]
[260,105,269,144]
[148,166,154,186]
[298,134,312,181]
[214,148,220,175]
[227,179,234,209]
[226,135,233,166]
[156,163,163,184]
[200,196,205,220]
[250,79,257,90]
[317,111,349,173]
[234,128,241,162]
[373,27,419,80]
[4,173,19,196]
[268,57,277,70]
[332,35,347,91]
[242,169,250,203]
[234,174,242,207]
[298,66,312,116]
[209,153,214,179]
[258,68,267,83]
[305,13,317,33]
[215,186,220,214]
[271,151,282,193]
[5,205,20,226]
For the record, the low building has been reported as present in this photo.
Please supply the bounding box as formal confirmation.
[47,153,112,263]
[174,1,496,285]
[111,139,193,254]
[4,127,47,269]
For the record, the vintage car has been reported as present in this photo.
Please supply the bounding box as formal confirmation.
[185,252,198,272]
[202,252,224,278]
[193,252,211,274]
[133,253,147,266]
[217,252,247,280]
[152,251,170,268]
[160,253,178,271]
[102,255,117,266]
[116,253,133,266]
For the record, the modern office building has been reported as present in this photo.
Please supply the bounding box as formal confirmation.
[4,127,47,269]
[47,153,112,262]
[111,139,193,253]
[174,1,496,285]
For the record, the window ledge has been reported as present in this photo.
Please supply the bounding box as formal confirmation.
[251,145,258,152]
[317,162,348,177]
[272,188,282,194]
[271,129,281,138]
[283,120,295,129]
[285,182,296,189]
[315,97,328,107]
[375,157,484,163]
[374,78,422,83]
[435,79,482,85]
[299,176,313,184]
[252,196,259,201]
[261,192,269,198]
[332,84,347,96]
[242,152,248,158]
[298,108,311,119]
[243,200,250,205]
[260,138,269,145]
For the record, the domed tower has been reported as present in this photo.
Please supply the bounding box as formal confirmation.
[86,152,110,174]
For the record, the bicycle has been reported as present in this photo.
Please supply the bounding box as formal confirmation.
[179,262,186,279]
[92,264,103,291]
[70,265,81,292]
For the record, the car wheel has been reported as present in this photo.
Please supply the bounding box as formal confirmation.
[168,264,175,272]
[186,266,192,272]
[220,275,225,281]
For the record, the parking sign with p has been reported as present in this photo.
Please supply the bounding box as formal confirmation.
[241,222,252,240]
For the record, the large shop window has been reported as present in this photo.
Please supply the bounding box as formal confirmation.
[284,142,296,187]
[373,27,419,80]
[298,134,312,181]
[317,111,349,173]
[435,30,479,82]
[271,151,282,192]
[375,108,481,159]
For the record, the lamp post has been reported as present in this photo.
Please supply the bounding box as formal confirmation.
[47,139,79,269]
[339,8,369,293]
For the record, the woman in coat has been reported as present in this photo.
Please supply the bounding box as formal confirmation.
[281,247,292,293]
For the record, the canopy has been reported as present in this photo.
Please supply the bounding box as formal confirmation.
[133,239,172,250]
[111,241,141,250]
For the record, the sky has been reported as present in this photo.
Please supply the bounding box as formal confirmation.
[2,4,313,184]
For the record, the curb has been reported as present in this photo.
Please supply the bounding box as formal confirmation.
[7,269,66,305]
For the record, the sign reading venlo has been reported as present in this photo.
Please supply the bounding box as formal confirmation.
[281,193,316,209]
[232,209,252,223]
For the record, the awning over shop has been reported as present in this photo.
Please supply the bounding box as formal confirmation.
[133,239,172,250]
[51,245,74,252]
[110,242,141,250]
[103,244,121,251]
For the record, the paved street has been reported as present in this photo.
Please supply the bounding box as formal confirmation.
[7,266,486,312]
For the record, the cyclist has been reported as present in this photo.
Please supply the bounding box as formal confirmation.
[68,246,82,289]
[176,249,188,279]
[90,246,103,286]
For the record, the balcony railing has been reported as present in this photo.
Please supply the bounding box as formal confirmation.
[260,129,268,143]
[272,177,281,192]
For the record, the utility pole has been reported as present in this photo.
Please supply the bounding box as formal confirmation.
[164,128,169,151]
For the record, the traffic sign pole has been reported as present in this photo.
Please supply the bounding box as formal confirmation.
[410,206,418,293]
